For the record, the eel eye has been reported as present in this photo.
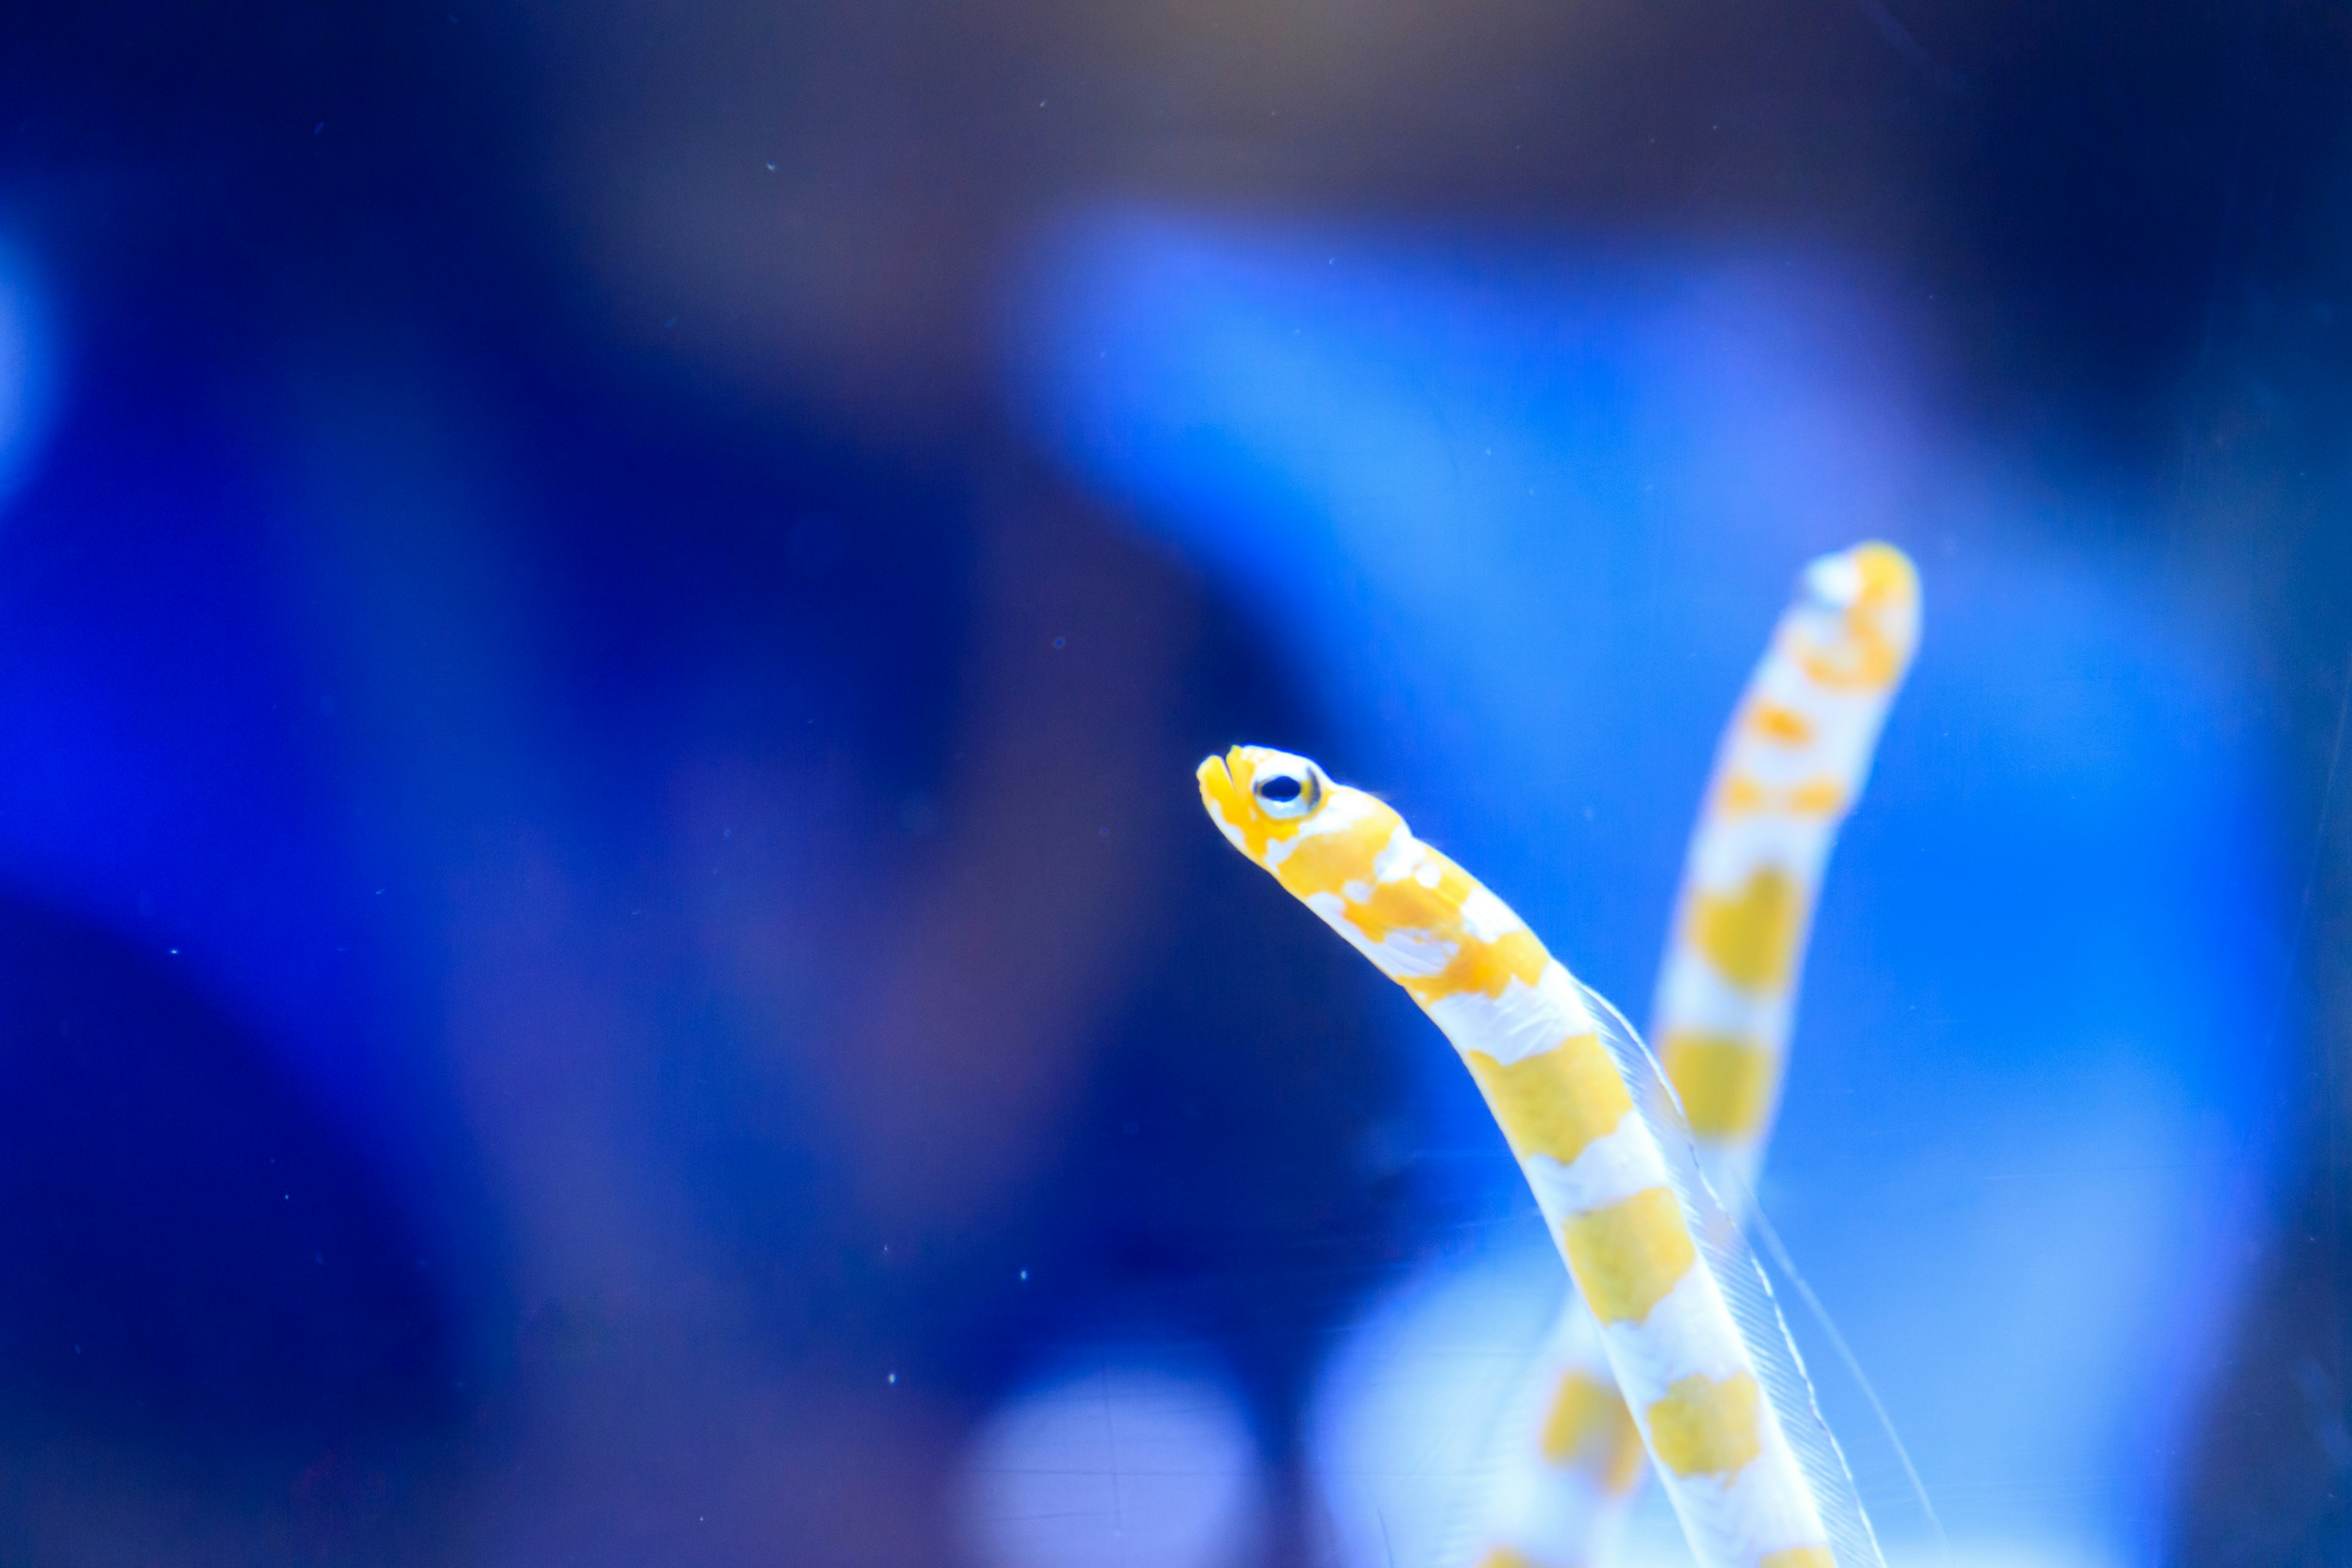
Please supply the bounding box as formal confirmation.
[1251,766,1320,818]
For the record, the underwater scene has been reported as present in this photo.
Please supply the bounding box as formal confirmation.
[0,5,2347,1567]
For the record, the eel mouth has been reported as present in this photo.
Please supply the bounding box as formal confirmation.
[1196,750,1256,840]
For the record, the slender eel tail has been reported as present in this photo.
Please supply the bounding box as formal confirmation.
[1199,744,1888,1568]
[1468,541,1922,1568]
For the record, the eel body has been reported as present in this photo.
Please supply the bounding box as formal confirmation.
[1199,720,1890,1568]
[1471,541,1921,1568]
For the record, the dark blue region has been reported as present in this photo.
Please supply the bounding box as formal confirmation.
[0,889,456,1562]
[0,45,1406,1566]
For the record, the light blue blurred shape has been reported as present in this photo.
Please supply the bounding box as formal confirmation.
[0,240,51,510]
[958,1341,1268,1568]
[1010,213,2291,1565]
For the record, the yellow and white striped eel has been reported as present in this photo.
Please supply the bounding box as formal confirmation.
[1199,745,1884,1568]
[1471,541,1923,1568]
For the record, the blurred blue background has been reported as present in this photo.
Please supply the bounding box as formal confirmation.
[0,5,2347,1567]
